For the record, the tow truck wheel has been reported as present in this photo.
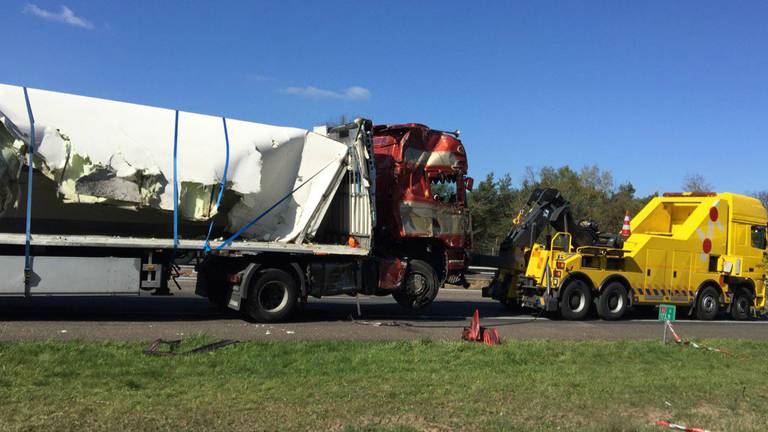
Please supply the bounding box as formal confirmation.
[559,280,592,320]
[392,259,439,310]
[730,289,752,321]
[597,282,628,320]
[695,285,720,321]
[243,268,298,323]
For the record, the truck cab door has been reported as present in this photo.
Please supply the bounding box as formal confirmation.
[748,225,767,308]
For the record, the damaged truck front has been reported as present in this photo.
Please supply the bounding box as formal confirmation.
[0,84,472,322]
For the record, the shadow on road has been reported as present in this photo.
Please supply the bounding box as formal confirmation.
[0,291,523,323]
[0,290,704,324]
[0,295,244,322]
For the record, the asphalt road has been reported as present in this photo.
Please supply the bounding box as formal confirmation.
[1,283,767,341]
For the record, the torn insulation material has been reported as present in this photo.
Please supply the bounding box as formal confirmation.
[0,83,347,242]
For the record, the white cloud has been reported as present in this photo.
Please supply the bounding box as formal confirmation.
[23,4,94,29]
[282,85,371,101]
[344,86,371,100]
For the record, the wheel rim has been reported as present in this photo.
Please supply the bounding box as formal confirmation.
[735,297,749,315]
[259,281,289,312]
[409,273,428,296]
[608,293,623,313]
[568,291,586,313]
[702,294,717,314]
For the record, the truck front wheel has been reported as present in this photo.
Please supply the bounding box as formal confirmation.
[243,268,298,322]
[597,282,628,320]
[392,259,439,310]
[559,280,592,320]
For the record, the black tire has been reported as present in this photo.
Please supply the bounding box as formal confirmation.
[597,282,628,320]
[695,285,720,321]
[730,288,752,321]
[559,280,593,320]
[243,268,298,323]
[392,259,439,310]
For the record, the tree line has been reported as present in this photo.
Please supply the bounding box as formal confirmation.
[467,166,768,254]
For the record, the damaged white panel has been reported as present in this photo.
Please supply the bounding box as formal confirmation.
[0,84,347,242]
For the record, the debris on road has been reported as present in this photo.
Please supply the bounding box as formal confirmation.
[665,321,730,355]
[462,309,501,346]
[655,419,711,432]
[143,338,238,356]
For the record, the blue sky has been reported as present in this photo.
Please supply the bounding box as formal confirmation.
[3,1,766,196]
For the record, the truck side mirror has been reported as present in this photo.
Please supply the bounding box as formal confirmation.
[465,177,474,192]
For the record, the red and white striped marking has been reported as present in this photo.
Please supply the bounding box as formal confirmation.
[665,321,730,355]
[620,210,632,238]
[655,420,710,432]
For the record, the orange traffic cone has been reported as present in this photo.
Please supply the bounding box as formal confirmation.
[461,309,502,346]
[620,210,632,238]
[462,309,481,341]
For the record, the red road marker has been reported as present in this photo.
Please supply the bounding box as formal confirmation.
[655,419,710,432]
[461,309,501,346]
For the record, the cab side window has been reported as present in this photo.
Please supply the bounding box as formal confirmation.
[751,225,766,249]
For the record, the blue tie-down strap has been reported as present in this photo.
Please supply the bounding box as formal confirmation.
[213,156,343,251]
[22,87,36,291]
[203,117,231,252]
[172,110,180,252]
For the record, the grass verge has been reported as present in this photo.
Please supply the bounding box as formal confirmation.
[1,338,766,431]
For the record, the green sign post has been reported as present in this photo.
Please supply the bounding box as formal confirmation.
[659,304,676,321]
[659,304,676,344]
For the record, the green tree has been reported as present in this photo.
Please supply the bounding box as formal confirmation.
[467,173,522,254]
[468,165,650,254]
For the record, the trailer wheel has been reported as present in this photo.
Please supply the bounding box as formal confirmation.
[695,286,720,321]
[559,280,592,320]
[392,259,439,310]
[730,289,752,321]
[597,282,628,320]
[243,268,298,323]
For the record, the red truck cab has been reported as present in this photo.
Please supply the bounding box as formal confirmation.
[372,124,472,308]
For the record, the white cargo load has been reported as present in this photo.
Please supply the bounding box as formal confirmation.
[0,83,365,244]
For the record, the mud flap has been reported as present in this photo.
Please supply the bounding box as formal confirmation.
[226,263,261,311]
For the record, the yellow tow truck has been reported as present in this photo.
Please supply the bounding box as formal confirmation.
[483,190,767,320]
